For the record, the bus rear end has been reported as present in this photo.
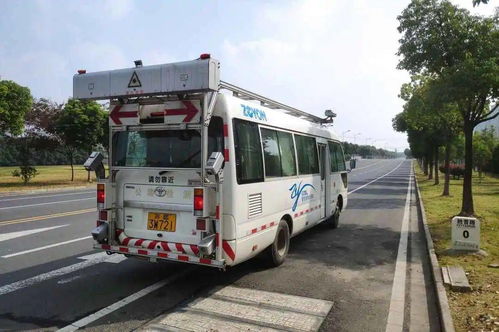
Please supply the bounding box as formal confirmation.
[75,56,231,268]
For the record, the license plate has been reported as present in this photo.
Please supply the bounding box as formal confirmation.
[147,212,176,232]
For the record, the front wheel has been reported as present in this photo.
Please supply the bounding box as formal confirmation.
[267,219,290,267]
[325,205,340,229]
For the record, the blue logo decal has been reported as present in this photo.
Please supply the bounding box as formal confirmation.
[241,104,267,121]
[289,181,316,212]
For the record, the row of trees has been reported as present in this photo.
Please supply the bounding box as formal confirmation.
[341,141,403,159]
[0,80,108,182]
[393,0,498,215]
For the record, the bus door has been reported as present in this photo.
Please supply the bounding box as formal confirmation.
[318,143,328,219]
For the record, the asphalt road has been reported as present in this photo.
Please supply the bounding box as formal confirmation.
[0,159,440,332]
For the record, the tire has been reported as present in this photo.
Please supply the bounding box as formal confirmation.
[325,205,340,229]
[267,219,290,267]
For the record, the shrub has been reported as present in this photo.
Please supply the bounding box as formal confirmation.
[439,164,465,179]
[12,166,39,184]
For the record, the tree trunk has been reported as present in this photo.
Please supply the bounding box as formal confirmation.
[461,123,474,215]
[434,146,439,185]
[423,157,428,175]
[69,150,74,182]
[442,140,451,196]
[428,153,434,180]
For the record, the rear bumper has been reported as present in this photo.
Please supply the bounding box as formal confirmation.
[94,243,225,268]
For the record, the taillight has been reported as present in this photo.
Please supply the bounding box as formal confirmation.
[194,188,203,216]
[196,218,206,231]
[97,184,105,204]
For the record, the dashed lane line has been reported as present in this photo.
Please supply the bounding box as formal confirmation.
[2,236,92,258]
[0,198,94,210]
[0,208,96,226]
[0,224,68,243]
[0,252,113,296]
[348,160,405,195]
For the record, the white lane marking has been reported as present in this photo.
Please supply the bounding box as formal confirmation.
[57,266,196,332]
[0,224,68,243]
[0,198,94,210]
[57,275,82,285]
[385,163,413,332]
[348,161,404,195]
[0,191,94,203]
[2,236,92,258]
[0,252,113,296]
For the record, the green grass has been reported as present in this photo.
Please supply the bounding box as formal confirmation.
[416,166,499,331]
[0,165,97,192]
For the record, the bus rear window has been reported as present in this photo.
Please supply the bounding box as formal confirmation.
[112,117,223,168]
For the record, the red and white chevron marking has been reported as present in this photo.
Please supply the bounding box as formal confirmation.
[293,204,322,219]
[96,244,224,267]
[116,230,199,256]
[247,221,277,236]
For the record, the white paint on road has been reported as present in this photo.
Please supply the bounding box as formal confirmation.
[57,266,196,332]
[0,197,94,210]
[348,160,404,195]
[385,163,413,332]
[0,190,94,203]
[144,285,333,332]
[0,224,68,243]
[0,252,124,296]
[2,236,92,258]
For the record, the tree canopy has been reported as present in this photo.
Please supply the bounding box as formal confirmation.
[54,99,107,180]
[0,80,32,136]
[397,0,499,215]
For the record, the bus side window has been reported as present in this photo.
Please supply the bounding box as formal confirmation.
[329,141,346,172]
[329,142,339,172]
[277,131,297,176]
[261,128,282,177]
[336,143,346,171]
[233,119,264,184]
[295,135,319,175]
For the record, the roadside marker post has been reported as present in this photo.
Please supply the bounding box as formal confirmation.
[451,216,480,251]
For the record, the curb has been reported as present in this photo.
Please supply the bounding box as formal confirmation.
[0,185,95,197]
[413,166,455,332]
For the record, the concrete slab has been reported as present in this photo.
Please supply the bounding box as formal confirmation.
[447,266,471,292]
[142,285,333,332]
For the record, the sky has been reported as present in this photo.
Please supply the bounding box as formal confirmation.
[0,0,496,151]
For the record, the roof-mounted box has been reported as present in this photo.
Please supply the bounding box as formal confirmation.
[73,58,220,100]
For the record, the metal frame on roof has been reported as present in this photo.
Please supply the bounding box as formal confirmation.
[219,81,328,124]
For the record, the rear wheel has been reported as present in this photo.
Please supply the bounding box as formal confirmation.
[267,219,290,267]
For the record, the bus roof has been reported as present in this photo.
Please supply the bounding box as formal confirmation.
[219,93,341,142]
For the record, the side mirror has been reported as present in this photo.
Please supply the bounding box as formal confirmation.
[349,158,357,170]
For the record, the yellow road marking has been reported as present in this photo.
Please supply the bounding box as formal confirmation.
[0,208,96,226]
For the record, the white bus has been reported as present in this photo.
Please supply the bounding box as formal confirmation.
[77,55,350,269]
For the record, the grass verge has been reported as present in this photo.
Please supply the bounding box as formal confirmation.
[0,165,97,193]
[416,165,499,332]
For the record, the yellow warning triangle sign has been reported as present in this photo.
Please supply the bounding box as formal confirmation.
[128,71,142,88]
